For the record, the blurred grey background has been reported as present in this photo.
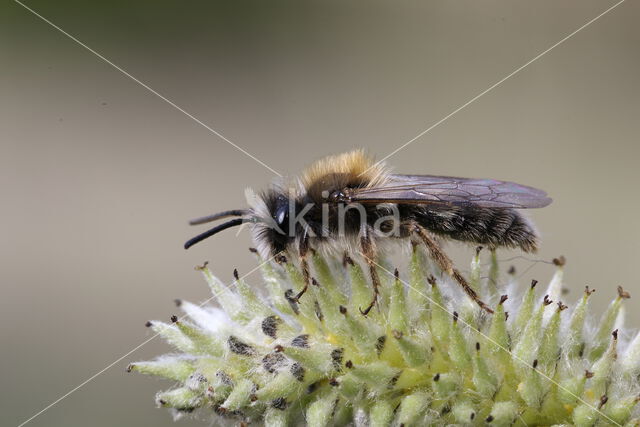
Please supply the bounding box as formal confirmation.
[2,0,639,426]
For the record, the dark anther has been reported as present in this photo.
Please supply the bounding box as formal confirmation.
[504,312,509,321]
[376,336,387,355]
[170,315,178,323]
[343,253,354,266]
[486,415,494,422]
[311,278,320,287]
[290,363,305,382]
[174,299,182,307]
[291,334,310,348]
[195,261,209,271]
[532,359,538,369]
[599,395,609,408]
[233,268,239,280]
[508,265,516,275]
[552,256,566,267]
[433,373,440,382]
[248,247,258,254]
[307,382,319,394]
[543,295,553,305]
[499,295,508,305]
[475,246,483,256]
[314,300,323,321]
[453,311,459,323]
[284,289,299,314]
[612,329,618,340]
[394,268,399,280]
[618,286,631,299]
[329,378,339,387]
[427,275,437,286]
[475,342,480,351]
[271,397,287,410]
[228,336,256,356]
[585,370,594,378]
[145,321,152,328]
[339,305,348,315]
[531,279,538,289]
[331,348,344,370]
[274,344,284,353]
[262,352,286,373]
[261,315,280,339]
[345,360,353,369]
[557,301,568,311]
[126,364,133,372]
[585,286,596,296]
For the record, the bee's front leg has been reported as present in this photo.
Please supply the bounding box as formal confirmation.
[359,226,381,316]
[409,221,494,314]
[293,232,311,302]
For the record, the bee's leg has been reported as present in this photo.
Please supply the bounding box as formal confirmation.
[359,227,381,316]
[410,222,494,314]
[293,233,311,302]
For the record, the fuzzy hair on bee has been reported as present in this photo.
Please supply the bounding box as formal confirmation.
[185,149,551,314]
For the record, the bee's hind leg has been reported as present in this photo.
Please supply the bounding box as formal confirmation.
[409,222,494,314]
[359,226,382,316]
[293,233,311,302]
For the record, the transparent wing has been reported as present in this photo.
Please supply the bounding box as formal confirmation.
[344,174,552,209]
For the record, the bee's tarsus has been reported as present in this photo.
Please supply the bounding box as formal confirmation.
[359,299,375,316]
[411,222,494,314]
[293,284,309,302]
[294,236,312,303]
[359,230,381,317]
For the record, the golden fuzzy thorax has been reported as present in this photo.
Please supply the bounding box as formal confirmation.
[300,149,390,194]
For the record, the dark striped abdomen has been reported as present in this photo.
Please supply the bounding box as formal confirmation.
[406,205,538,252]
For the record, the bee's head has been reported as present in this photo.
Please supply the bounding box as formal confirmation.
[183,185,303,259]
[250,188,298,257]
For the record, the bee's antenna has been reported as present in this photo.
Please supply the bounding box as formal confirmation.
[184,218,245,249]
[188,209,248,226]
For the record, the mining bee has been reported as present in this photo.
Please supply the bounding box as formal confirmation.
[185,150,551,315]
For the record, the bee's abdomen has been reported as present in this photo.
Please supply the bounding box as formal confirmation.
[410,205,538,252]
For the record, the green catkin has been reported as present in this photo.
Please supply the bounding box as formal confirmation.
[514,279,538,339]
[407,244,430,322]
[174,320,224,356]
[566,286,594,359]
[469,247,482,293]
[131,250,640,426]
[428,276,450,346]
[346,258,371,317]
[487,249,499,297]
[538,303,564,375]
[473,342,498,397]
[147,320,196,353]
[589,287,628,361]
[306,388,339,427]
[388,269,409,334]
[369,399,395,427]
[312,253,347,306]
[396,391,430,425]
[513,295,549,371]
[221,378,254,411]
[451,399,476,424]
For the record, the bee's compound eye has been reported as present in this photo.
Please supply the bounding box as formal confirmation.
[275,205,287,226]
